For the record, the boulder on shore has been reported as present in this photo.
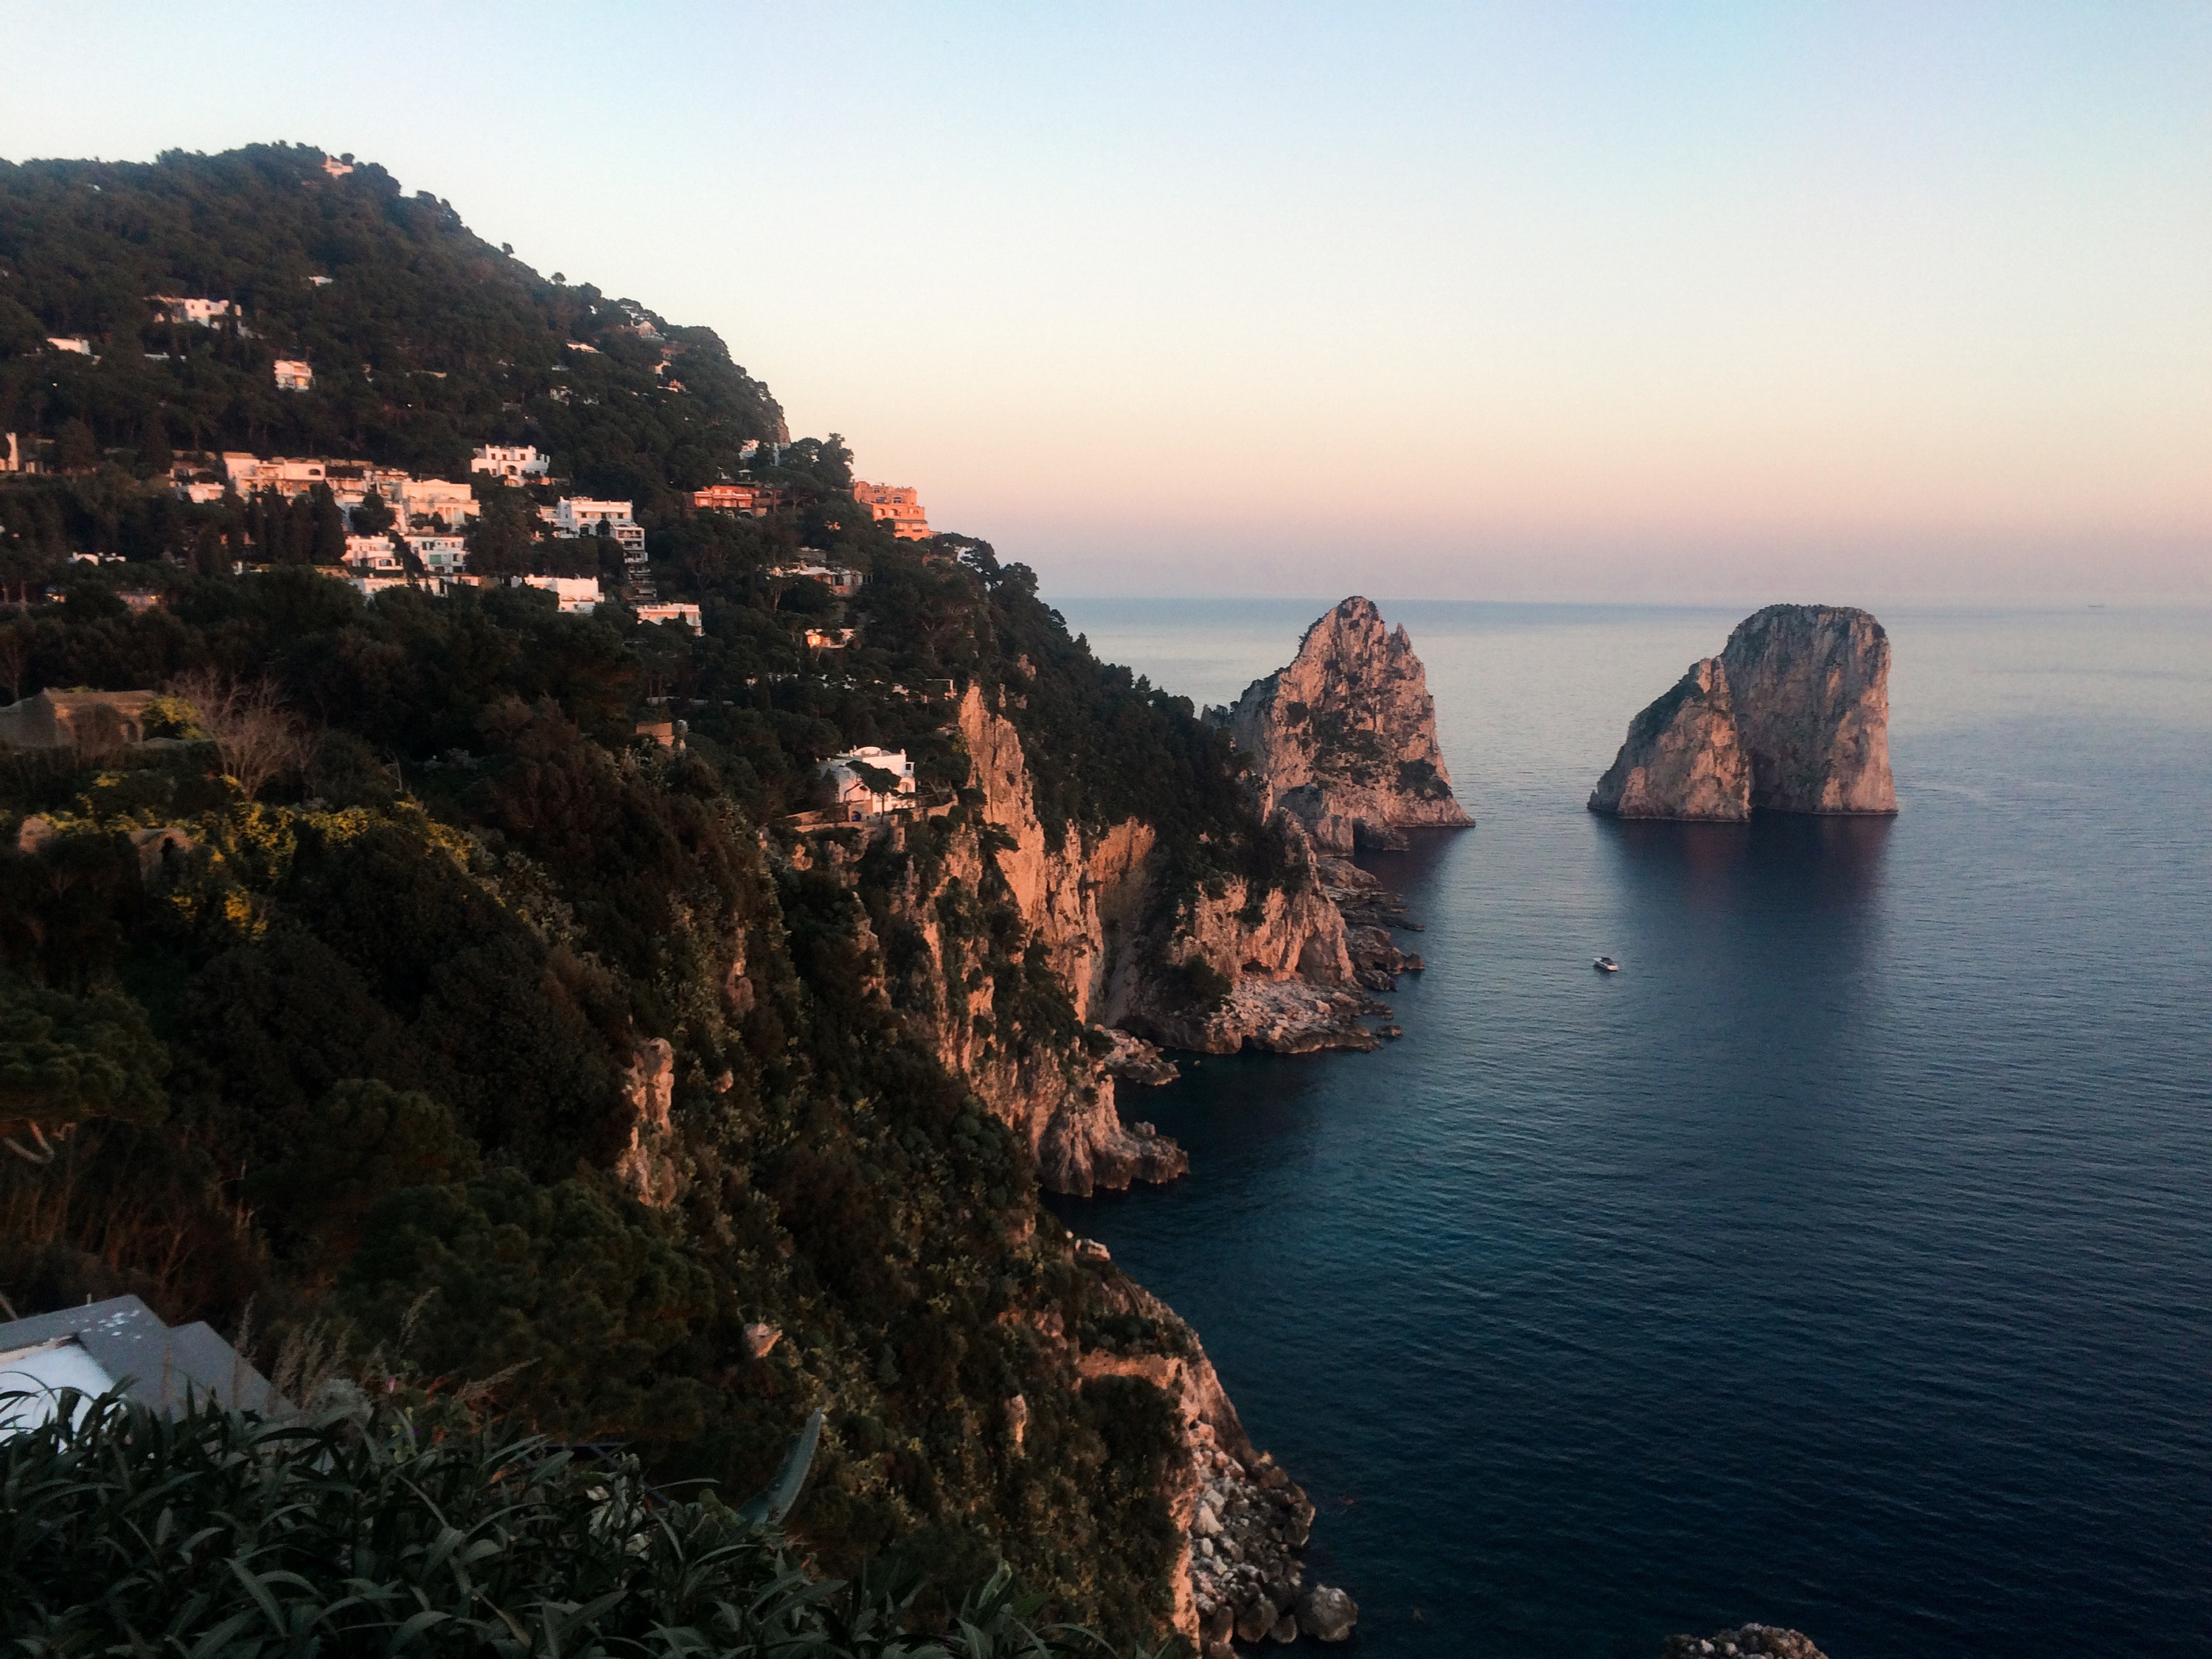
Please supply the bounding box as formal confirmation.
[1662,1622,1828,1659]
[1590,604,1896,821]
[1296,1583,1359,1642]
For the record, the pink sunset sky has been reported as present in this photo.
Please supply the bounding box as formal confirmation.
[4,1,2205,603]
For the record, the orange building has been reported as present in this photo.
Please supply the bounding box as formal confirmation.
[692,482,782,515]
[850,480,931,540]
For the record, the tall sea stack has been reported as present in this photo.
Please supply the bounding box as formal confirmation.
[1222,597,1474,852]
[1589,603,1897,821]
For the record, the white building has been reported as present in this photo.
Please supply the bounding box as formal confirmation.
[545,497,644,559]
[349,574,412,599]
[771,560,862,597]
[343,534,403,574]
[273,359,314,391]
[149,296,235,327]
[224,453,356,495]
[636,602,703,633]
[511,574,602,613]
[470,444,549,482]
[389,477,477,529]
[47,337,92,355]
[405,533,468,575]
[821,747,917,821]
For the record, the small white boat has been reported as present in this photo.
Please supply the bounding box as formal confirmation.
[1593,956,1620,973]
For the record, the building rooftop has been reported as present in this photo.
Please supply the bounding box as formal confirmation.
[0,1295,276,1438]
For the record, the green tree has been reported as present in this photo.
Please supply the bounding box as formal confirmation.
[349,488,396,537]
[310,483,347,565]
[248,1078,480,1265]
[0,978,168,1166]
[52,420,100,475]
[463,484,536,576]
[136,415,172,479]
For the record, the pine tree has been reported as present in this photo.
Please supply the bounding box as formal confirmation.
[139,416,173,479]
[310,484,346,566]
[53,419,100,474]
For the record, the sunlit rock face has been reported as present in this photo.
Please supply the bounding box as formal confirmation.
[1590,604,1897,821]
[1222,597,1475,852]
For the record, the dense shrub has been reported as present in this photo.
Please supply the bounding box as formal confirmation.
[0,1391,1152,1658]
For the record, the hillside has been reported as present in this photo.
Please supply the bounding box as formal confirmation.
[0,143,783,495]
[0,145,1371,1652]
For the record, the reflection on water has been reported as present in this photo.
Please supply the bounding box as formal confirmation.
[1599,812,1892,904]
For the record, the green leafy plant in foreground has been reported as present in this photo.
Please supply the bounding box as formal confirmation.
[0,1391,1168,1658]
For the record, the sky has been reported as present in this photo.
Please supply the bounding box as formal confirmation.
[2,1,2206,604]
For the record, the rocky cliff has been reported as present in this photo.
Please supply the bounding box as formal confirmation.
[1590,604,1897,821]
[1221,597,1475,852]
[1062,1242,1352,1652]
[768,683,1380,1644]
[780,685,1384,1197]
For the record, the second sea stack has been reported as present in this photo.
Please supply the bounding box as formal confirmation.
[1589,603,1897,821]
[1222,597,1474,852]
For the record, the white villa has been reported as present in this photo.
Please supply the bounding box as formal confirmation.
[224,453,350,493]
[636,602,703,633]
[470,444,549,482]
[544,497,644,559]
[388,476,476,529]
[342,534,403,574]
[821,747,917,821]
[511,574,603,614]
[273,359,313,391]
[771,560,861,598]
[405,533,468,575]
[150,296,235,327]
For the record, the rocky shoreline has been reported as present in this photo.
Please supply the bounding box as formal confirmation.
[1663,1624,1829,1659]
[1188,1444,1357,1651]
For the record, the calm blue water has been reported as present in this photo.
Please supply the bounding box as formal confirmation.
[1048,600,2212,1659]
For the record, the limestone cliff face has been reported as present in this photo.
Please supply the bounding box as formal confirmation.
[1222,597,1474,852]
[957,687,1371,1060]
[810,687,1367,1195]
[1586,658,1753,821]
[1590,604,1897,821]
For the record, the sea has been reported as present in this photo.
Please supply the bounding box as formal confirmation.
[1046,599,2212,1659]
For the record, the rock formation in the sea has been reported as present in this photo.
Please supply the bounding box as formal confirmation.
[1220,597,1475,852]
[1663,1624,1829,1659]
[1590,603,1897,821]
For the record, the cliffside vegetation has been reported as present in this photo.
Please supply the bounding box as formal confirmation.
[0,145,1301,1648]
